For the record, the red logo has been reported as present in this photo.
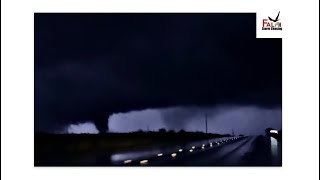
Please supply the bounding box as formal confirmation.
[262,11,282,31]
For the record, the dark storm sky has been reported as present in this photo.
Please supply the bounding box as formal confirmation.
[34,13,282,133]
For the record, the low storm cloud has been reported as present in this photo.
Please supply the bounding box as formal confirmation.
[34,13,282,134]
[107,105,281,135]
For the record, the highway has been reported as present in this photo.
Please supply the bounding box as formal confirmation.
[117,136,264,166]
[162,136,254,166]
[150,136,253,166]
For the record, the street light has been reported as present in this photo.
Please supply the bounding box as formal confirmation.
[270,130,278,134]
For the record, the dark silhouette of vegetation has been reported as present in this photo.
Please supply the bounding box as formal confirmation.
[158,128,167,133]
[178,129,186,133]
[168,130,175,133]
[137,129,144,133]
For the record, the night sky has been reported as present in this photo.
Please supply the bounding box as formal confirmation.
[34,13,282,134]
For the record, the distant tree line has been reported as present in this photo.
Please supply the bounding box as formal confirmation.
[132,128,232,137]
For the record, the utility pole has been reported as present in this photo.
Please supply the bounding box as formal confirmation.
[205,114,208,134]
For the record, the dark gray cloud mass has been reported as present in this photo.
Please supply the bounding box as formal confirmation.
[159,106,227,130]
[34,13,282,133]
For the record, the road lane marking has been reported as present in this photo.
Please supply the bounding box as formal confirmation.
[171,153,177,158]
[140,160,148,165]
[123,160,132,164]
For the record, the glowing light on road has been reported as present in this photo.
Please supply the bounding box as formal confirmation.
[270,136,279,164]
[178,149,183,152]
[202,146,205,149]
[171,153,177,158]
[192,146,195,149]
[157,153,163,157]
[202,144,205,146]
[123,160,132,164]
[189,149,193,152]
[210,143,213,147]
[140,160,148,165]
